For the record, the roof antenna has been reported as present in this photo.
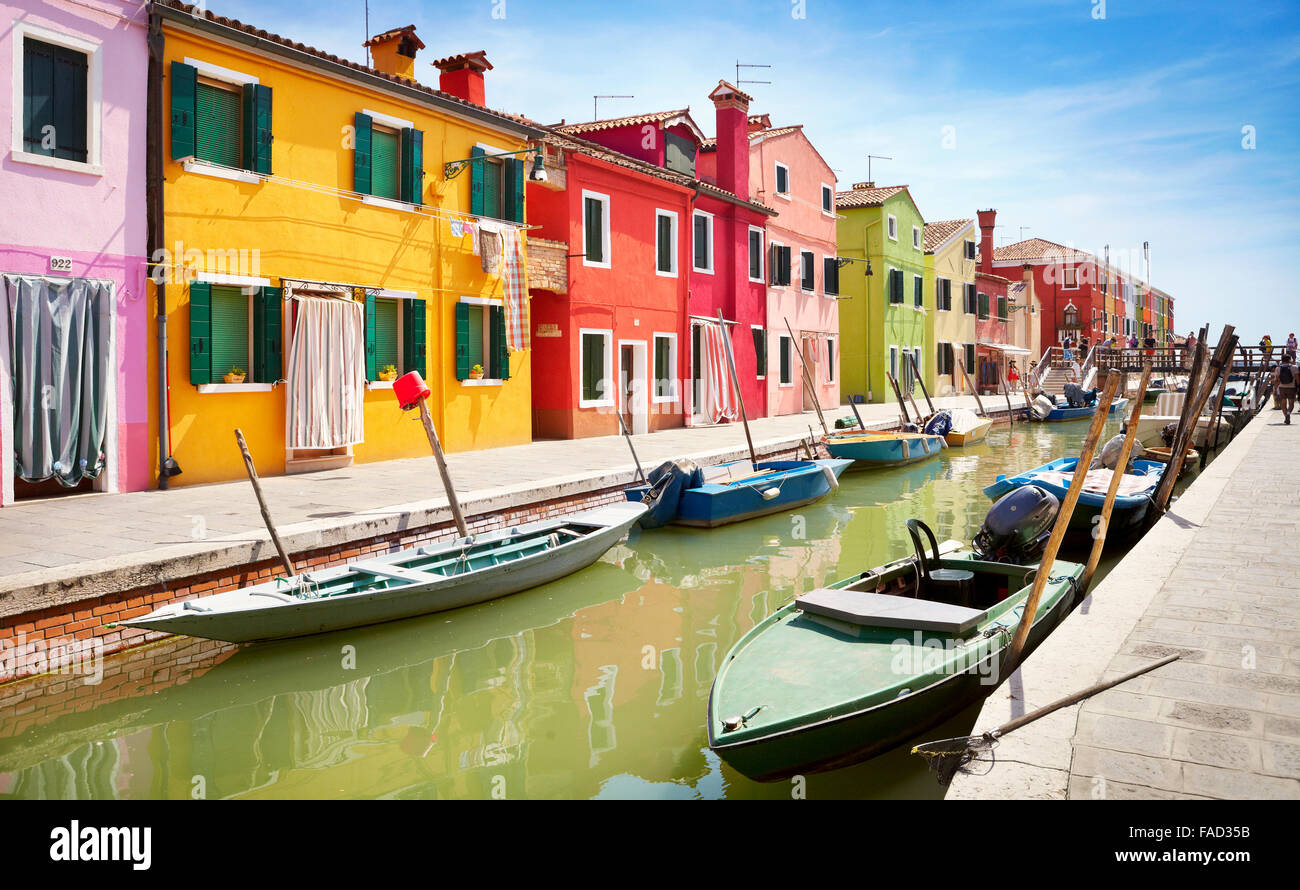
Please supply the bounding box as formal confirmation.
[593,95,634,120]
[735,61,772,88]
[866,154,892,183]
[364,0,370,66]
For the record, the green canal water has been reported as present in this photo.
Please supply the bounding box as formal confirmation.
[2,417,1171,800]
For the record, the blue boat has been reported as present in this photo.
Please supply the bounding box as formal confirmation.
[984,457,1165,542]
[625,459,853,528]
[1108,397,1130,415]
[821,430,947,468]
[1040,403,1097,422]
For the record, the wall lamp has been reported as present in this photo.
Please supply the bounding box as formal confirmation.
[444,147,547,182]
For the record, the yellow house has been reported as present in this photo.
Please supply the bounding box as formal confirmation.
[151,5,541,486]
[922,220,977,398]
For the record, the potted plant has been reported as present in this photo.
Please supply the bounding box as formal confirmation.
[469,363,485,380]
[378,364,397,382]
[224,366,246,384]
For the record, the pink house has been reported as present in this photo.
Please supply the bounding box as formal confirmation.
[0,0,150,506]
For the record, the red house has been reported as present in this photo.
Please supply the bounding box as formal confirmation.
[992,237,1106,354]
[973,210,1020,390]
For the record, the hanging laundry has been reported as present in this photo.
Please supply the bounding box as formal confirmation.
[500,227,528,352]
[450,219,463,239]
[479,220,505,275]
[701,323,738,424]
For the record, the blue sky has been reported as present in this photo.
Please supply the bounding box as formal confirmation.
[210,0,1300,344]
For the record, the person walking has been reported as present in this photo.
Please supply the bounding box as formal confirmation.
[1287,333,1297,355]
[1273,353,1297,423]
[1008,359,1020,391]
[1184,331,1197,370]
[1261,334,1274,364]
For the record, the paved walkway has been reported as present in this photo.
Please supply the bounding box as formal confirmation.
[0,394,995,603]
[947,405,1300,799]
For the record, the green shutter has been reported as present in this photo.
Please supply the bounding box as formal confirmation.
[373,298,399,378]
[752,328,766,377]
[253,286,282,383]
[195,80,241,168]
[582,333,604,402]
[469,145,486,216]
[371,128,399,200]
[353,112,372,195]
[188,281,211,385]
[658,215,673,273]
[210,285,250,381]
[978,291,989,318]
[241,83,272,174]
[491,305,509,380]
[585,197,603,262]
[170,61,197,159]
[455,301,471,380]
[512,156,525,222]
[780,338,792,384]
[403,298,426,376]
[363,293,377,381]
[503,157,523,223]
[483,159,502,220]
[401,127,424,205]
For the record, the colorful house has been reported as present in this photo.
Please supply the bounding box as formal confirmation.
[0,0,150,506]
[992,237,1105,355]
[153,5,541,487]
[525,128,694,439]
[835,183,928,404]
[972,210,1028,391]
[922,219,976,398]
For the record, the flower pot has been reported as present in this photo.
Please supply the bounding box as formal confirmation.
[469,370,485,380]
[224,373,246,385]
[378,371,397,382]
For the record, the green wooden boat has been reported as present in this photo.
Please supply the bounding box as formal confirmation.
[707,528,1084,782]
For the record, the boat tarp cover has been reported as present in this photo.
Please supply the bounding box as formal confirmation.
[1032,467,1157,497]
[948,408,985,434]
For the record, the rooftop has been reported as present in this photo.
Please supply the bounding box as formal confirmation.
[835,183,910,208]
[922,219,974,252]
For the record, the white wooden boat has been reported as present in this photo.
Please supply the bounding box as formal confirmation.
[118,502,648,643]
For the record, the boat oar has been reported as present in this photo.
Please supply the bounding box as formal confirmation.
[956,355,987,417]
[614,410,648,484]
[911,653,1179,786]
[715,310,759,469]
[1004,371,1120,673]
[784,318,829,436]
[1080,361,1152,594]
[234,428,296,576]
[907,352,936,415]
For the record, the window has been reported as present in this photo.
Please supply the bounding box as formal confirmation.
[579,330,612,406]
[365,293,427,381]
[656,210,678,277]
[913,274,923,307]
[369,125,401,200]
[464,144,522,220]
[887,215,898,241]
[455,300,509,381]
[21,37,88,163]
[170,60,272,175]
[372,297,399,373]
[752,327,767,378]
[963,283,977,315]
[778,335,793,385]
[665,131,695,176]
[912,348,923,388]
[889,345,899,383]
[888,268,903,304]
[826,338,835,382]
[693,210,714,273]
[1062,266,1078,288]
[964,343,976,375]
[823,257,840,296]
[801,250,816,292]
[964,240,976,260]
[912,226,921,250]
[653,333,677,401]
[769,243,792,286]
[195,79,242,168]
[821,184,833,214]
[977,291,989,319]
[775,162,790,197]
[582,191,611,267]
[997,295,1008,321]
[748,227,764,282]
[937,342,953,376]
[936,278,952,311]
[188,281,282,385]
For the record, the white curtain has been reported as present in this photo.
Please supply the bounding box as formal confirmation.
[700,323,738,424]
[285,297,365,449]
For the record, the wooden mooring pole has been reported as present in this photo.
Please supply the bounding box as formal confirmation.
[716,310,760,468]
[1154,327,1236,513]
[235,428,296,576]
[908,352,936,416]
[956,356,987,417]
[785,319,830,436]
[888,372,914,427]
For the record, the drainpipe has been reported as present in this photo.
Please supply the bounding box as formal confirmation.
[684,184,701,427]
[146,12,170,489]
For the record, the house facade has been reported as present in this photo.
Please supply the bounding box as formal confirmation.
[0,0,150,507]
[922,219,976,398]
[836,183,928,404]
[993,237,1108,355]
[154,6,540,487]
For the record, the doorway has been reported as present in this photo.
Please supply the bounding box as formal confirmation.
[618,339,648,435]
[801,336,820,412]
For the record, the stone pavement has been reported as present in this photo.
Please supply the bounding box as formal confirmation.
[0,393,995,605]
[947,404,1300,800]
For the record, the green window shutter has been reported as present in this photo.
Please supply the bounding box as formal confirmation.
[373,298,399,377]
[491,305,509,379]
[401,127,424,205]
[823,257,838,295]
[363,293,377,381]
[195,80,241,167]
[370,128,400,200]
[978,291,989,318]
[752,328,766,377]
[170,61,197,159]
[210,285,250,381]
[188,281,212,385]
[585,197,603,262]
[654,337,671,396]
[241,83,272,174]
[781,247,792,286]
[582,333,604,401]
[253,286,282,383]
[455,301,471,380]
[23,39,53,156]
[403,298,426,376]
[470,145,486,215]
[26,40,88,163]
[657,215,673,272]
[998,296,1007,321]
[503,156,524,222]
[483,158,502,219]
[780,338,792,384]
[353,112,372,195]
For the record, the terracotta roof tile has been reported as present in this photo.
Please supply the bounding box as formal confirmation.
[699,124,803,152]
[431,50,492,72]
[835,184,909,208]
[922,219,973,252]
[364,25,424,50]
[992,237,1093,264]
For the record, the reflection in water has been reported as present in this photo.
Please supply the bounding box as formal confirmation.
[2,419,1167,799]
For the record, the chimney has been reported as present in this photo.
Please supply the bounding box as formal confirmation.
[853,181,874,190]
[747,113,771,135]
[433,51,493,106]
[364,25,425,81]
[977,208,996,275]
[709,80,752,200]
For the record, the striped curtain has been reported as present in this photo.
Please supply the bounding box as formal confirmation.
[285,296,365,449]
[701,322,738,424]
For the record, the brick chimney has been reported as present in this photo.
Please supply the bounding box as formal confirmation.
[977,208,996,275]
[365,25,425,81]
[709,80,753,200]
[433,51,493,106]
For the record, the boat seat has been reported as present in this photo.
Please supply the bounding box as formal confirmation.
[906,519,976,607]
[796,588,987,634]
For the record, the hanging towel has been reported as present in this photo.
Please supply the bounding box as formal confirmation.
[701,322,738,424]
[450,219,464,239]
[478,220,505,274]
[500,227,529,352]
[285,296,365,449]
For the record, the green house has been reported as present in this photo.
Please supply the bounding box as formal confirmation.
[834,183,929,404]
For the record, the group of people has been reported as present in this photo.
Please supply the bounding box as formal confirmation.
[1268,334,1299,424]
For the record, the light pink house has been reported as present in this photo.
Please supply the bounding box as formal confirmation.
[0,0,149,505]
[701,116,839,415]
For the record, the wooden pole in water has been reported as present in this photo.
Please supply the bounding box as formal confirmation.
[234,428,296,576]
[1000,370,1015,427]
[887,372,913,426]
[1080,363,1152,593]
[716,310,759,469]
[614,410,647,484]
[847,397,867,430]
[907,352,936,415]
[1155,328,1236,512]
[1201,346,1236,468]
[956,355,987,417]
[784,319,829,436]
[416,399,470,538]
[1005,372,1120,673]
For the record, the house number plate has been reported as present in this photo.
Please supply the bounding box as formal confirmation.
[49,256,73,273]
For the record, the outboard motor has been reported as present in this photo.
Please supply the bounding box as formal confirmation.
[972,485,1061,565]
[923,410,953,437]
[637,459,697,529]
[1031,394,1056,420]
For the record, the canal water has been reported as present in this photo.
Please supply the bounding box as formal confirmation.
[1,416,1178,800]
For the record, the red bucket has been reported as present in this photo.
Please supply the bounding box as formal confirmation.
[394,371,431,410]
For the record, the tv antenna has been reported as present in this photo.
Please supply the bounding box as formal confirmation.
[1019,226,1031,240]
[593,95,634,120]
[866,154,892,182]
[735,61,771,88]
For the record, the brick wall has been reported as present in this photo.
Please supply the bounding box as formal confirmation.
[527,237,568,294]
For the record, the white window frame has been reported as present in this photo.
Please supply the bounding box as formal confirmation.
[821,183,834,217]
[887,214,898,241]
[774,161,791,199]
[751,324,766,380]
[912,225,921,250]
[1062,266,1078,289]
[770,238,787,289]
[692,209,715,274]
[581,189,612,269]
[578,327,614,408]
[887,265,901,304]
[10,21,105,176]
[778,334,794,387]
[800,249,816,293]
[652,332,678,404]
[456,296,505,386]
[747,225,765,283]
[655,208,678,278]
[179,58,263,182]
